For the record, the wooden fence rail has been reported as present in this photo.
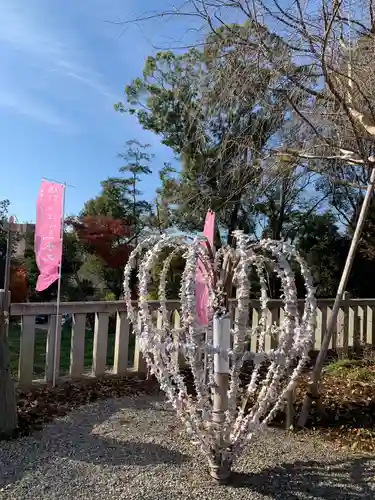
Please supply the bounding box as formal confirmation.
[6,295,375,387]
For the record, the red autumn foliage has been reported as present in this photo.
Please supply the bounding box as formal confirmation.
[10,265,29,303]
[66,215,133,268]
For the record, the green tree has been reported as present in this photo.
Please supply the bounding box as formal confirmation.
[102,139,153,236]
[83,140,153,232]
[288,209,375,299]
[118,23,310,242]
[79,141,155,297]
[294,212,347,298]
[82,182,128,221]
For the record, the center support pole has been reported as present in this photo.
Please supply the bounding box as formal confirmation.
[210,312,231,483]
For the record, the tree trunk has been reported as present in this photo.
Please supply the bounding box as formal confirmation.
[0,290,17,439]
[227,202,241,246]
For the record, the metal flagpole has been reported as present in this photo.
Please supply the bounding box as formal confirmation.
[51,181,66,388]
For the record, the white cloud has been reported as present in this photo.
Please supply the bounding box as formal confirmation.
[0,88,77,131]
[0,2,119,127]
[54,59,117,101]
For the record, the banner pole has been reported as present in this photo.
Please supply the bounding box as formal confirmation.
[52,183,66,388]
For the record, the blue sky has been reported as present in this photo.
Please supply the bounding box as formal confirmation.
[0,1,202,222]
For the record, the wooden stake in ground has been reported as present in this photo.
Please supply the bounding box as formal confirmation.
[297,164,375,428]
[0,289,17,438]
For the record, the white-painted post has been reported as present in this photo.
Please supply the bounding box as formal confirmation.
[213,314,230,374]
[210,313,231,482]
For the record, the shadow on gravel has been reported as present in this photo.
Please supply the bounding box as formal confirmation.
[230,456,375,499]
[0,397,188,490]
[54,434,189,467]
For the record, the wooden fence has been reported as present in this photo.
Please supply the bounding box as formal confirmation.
[6,295,375,387]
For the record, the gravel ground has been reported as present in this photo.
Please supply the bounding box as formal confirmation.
[0,395,374,500]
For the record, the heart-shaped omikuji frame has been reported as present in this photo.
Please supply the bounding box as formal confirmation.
[123,231,316,482]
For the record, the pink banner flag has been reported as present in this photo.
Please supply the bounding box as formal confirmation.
[196,210,215,326]
[35,180,64,292]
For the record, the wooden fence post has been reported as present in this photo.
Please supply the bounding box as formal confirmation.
[0,289,17,437]
[113,311,129,374]
[133,334,148,376]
